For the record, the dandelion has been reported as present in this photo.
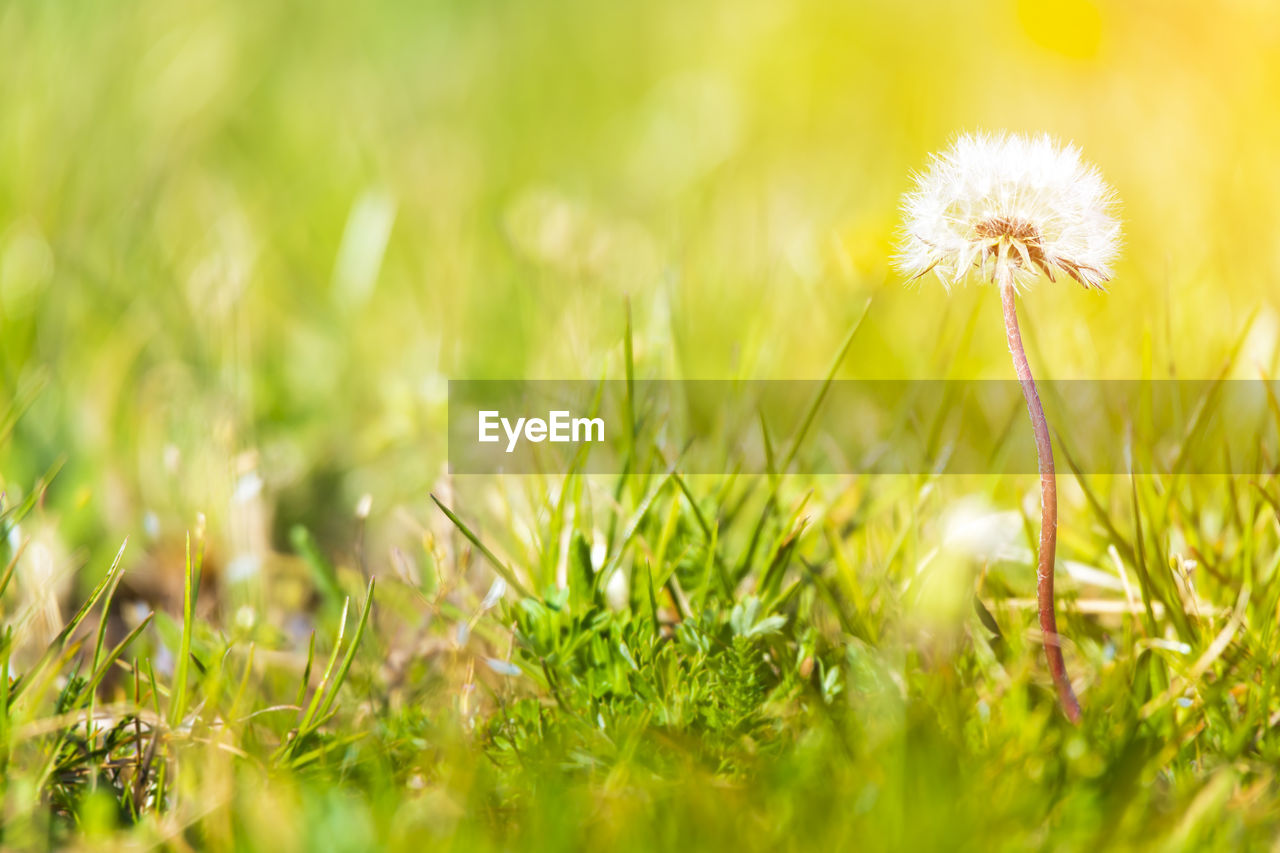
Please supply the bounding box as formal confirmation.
[896,131,1122,723]
[897,131,1120,291]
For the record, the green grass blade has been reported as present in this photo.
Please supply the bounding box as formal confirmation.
[167,531,202,728]
[313,577,376,724]
[779,297,871,475]
[294,596,351,737]
[291,525,346,610]
[431,493,532,598]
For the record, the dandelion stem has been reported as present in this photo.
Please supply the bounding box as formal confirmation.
[998,268,1082,724]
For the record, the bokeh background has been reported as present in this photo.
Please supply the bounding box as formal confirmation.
[2,0,1279,593]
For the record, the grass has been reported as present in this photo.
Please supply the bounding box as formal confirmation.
[5,313,1280,850]
[6,0,1280,848]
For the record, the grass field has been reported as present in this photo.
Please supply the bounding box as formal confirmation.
[5,0,1280,849]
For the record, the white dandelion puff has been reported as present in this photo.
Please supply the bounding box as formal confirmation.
[896,131,1121,290]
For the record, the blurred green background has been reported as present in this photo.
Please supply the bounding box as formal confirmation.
[2,0,1278,575]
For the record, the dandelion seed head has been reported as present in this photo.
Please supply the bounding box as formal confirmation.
[896,131,1121,290]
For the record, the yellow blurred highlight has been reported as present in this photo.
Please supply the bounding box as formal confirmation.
[1017,0,1103,58]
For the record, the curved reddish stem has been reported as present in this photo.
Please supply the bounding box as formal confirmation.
[998,276,1082,724]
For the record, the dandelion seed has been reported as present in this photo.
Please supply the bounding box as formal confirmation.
[896,131,1122,724]
[233,605,257,632]
[225,554,261,583]
[483,658,522,677]
[233,471,264,503]
[480,577,507,610]
[142,510,161,540]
